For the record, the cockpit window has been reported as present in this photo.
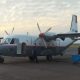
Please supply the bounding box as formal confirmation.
[2,38,19,44]
[10,38,15,44]
[2,38,12,44]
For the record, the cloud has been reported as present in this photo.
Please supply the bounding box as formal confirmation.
[0,0,56,22]
[0,0,79,23]
[1,0,80,36]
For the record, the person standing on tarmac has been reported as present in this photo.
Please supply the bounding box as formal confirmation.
[33,43,39,63]
[78,46,80,55]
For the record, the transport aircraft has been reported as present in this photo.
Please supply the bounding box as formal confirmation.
[0,15,79,63]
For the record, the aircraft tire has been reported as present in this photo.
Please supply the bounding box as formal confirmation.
[46,55,52,61]
[29,56,34,61]
[0,57,4,63]
[29,56,39,63]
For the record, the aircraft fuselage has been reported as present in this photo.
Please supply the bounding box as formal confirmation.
[0,44,64,57]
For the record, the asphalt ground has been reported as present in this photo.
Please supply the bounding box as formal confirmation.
[0,47,80,80]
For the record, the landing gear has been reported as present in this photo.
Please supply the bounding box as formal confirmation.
[29,56,34,61]
[0,56,4,63]
[46,55,52,61]
[29,48,39,63]
[33,56,38,63]
[29,56,39,63]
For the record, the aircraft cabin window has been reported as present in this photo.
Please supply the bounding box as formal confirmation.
[10,38,15,44]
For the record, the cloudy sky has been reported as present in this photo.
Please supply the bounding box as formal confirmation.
[0,0,80,36]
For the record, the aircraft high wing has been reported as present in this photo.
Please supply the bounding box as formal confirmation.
[56,33,80,38]
[41,33,80,41]
[56,33,80,40]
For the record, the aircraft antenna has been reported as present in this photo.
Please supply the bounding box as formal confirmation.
[5,30,9,35]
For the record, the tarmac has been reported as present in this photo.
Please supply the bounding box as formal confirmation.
[0,47,80,80]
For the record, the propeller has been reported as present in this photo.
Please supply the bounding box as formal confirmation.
[5,30,9,35]
[5,27,15,35]
[36,22,52,48]
[42,38,47,48]
[37,22,41,33]
[45,27,52,33]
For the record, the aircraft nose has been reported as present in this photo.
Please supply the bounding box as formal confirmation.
[0,44,12,55]
[0,45,5,55]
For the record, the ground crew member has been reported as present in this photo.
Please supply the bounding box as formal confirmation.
[33,49,38,63]
[78,46,80,55]
[33,43,39,63]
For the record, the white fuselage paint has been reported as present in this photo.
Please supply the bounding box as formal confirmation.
[2,34,74,47]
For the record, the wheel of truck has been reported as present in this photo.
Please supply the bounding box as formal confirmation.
[0,57,4,63]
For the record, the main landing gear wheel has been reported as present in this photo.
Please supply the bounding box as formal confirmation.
[46,55,52,61]
[29,56,34,61]
[0,56,4,63]
[29,56,38,63]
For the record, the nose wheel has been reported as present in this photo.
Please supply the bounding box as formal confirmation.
[0,56,4,63]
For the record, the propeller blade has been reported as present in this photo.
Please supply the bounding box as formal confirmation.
[37,22,41,32]
[5,30,9,35]
[11,27,14,34]
[42,38,47,48]
[45,27,52,33]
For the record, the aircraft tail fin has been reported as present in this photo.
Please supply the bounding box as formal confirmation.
[70,15,78,33]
